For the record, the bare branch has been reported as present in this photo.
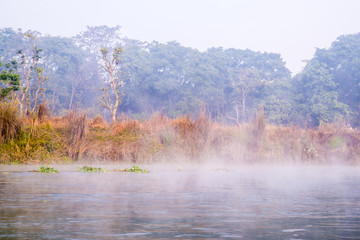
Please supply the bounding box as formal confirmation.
[98,47,124,122]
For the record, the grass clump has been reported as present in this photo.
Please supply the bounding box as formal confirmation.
[37,165,59,173]
[0,102,22,143]
[68,112,87,161]
[78,165,105,173]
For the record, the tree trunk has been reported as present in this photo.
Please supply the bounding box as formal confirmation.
[69,81,78,110]
[18,98,24,116]
[111,108,117,123]
[242,93,246,122]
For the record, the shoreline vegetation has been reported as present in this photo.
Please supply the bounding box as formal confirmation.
[0,103,359,165]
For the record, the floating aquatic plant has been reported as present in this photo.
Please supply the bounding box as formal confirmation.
[127,165,148,173]
[37,166,59,173]
[78,165,105,173]
[114,165,148,173]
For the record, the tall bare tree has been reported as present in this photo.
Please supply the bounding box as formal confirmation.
[16,33,43,116]
[31,67,48,113]
[99,47,124,123]
[230,68,262,122]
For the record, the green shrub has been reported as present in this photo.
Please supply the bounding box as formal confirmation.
[328,136,346,149]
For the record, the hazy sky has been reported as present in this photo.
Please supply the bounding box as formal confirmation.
[1,0,360,74]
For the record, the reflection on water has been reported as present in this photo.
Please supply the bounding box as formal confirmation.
[0,165,360,239]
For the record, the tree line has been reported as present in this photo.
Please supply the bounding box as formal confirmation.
[0,26,359,127]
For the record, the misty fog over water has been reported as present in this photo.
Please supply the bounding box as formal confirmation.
[1,165,360,239]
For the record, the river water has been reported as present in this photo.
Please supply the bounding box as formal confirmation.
[0,164,359,239]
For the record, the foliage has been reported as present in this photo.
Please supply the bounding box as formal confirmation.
[78,166,105,173]
[37,165,58,173]
[0,57,20,99]
[40,36,89,113]
[294,59,350,126]
[293,33,360,127]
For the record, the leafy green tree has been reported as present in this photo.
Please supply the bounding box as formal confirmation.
[313,33,360,126]
[293,33,360,127]
[74,25,122,55]
[0,28,24,60]
[253,53,293,124]
[120,41,205,117]
[294,59,350,126]
[263,95,293,124]
[222,48,292,124]
[40,36,89,113]
[0,58,20,99]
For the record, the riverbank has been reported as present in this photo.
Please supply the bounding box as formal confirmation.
[1,108,359,164]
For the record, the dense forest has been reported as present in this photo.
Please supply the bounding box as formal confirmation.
[1,26,359,127]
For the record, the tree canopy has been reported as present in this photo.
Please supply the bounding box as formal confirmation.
[0,58,20,99]
[294,33,360,126]
[1,27,359,127]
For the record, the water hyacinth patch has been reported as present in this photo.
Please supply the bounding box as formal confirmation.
[127,165,148,173]
[78,166,106,173]
[114,165,148,173]
[37,166,59,173]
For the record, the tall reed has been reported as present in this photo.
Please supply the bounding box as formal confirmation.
[68,112,87,160]
[172,109,211,160]
[0,102,22,143]
[37,102,49,122]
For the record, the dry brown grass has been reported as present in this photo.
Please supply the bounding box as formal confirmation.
[111,119,141,135]
[266,125,304,162]
[2,107,360,164]
[148,112,171,130]
[89,115,108,130]
[80,112,360,164]
[170,110,211,160]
